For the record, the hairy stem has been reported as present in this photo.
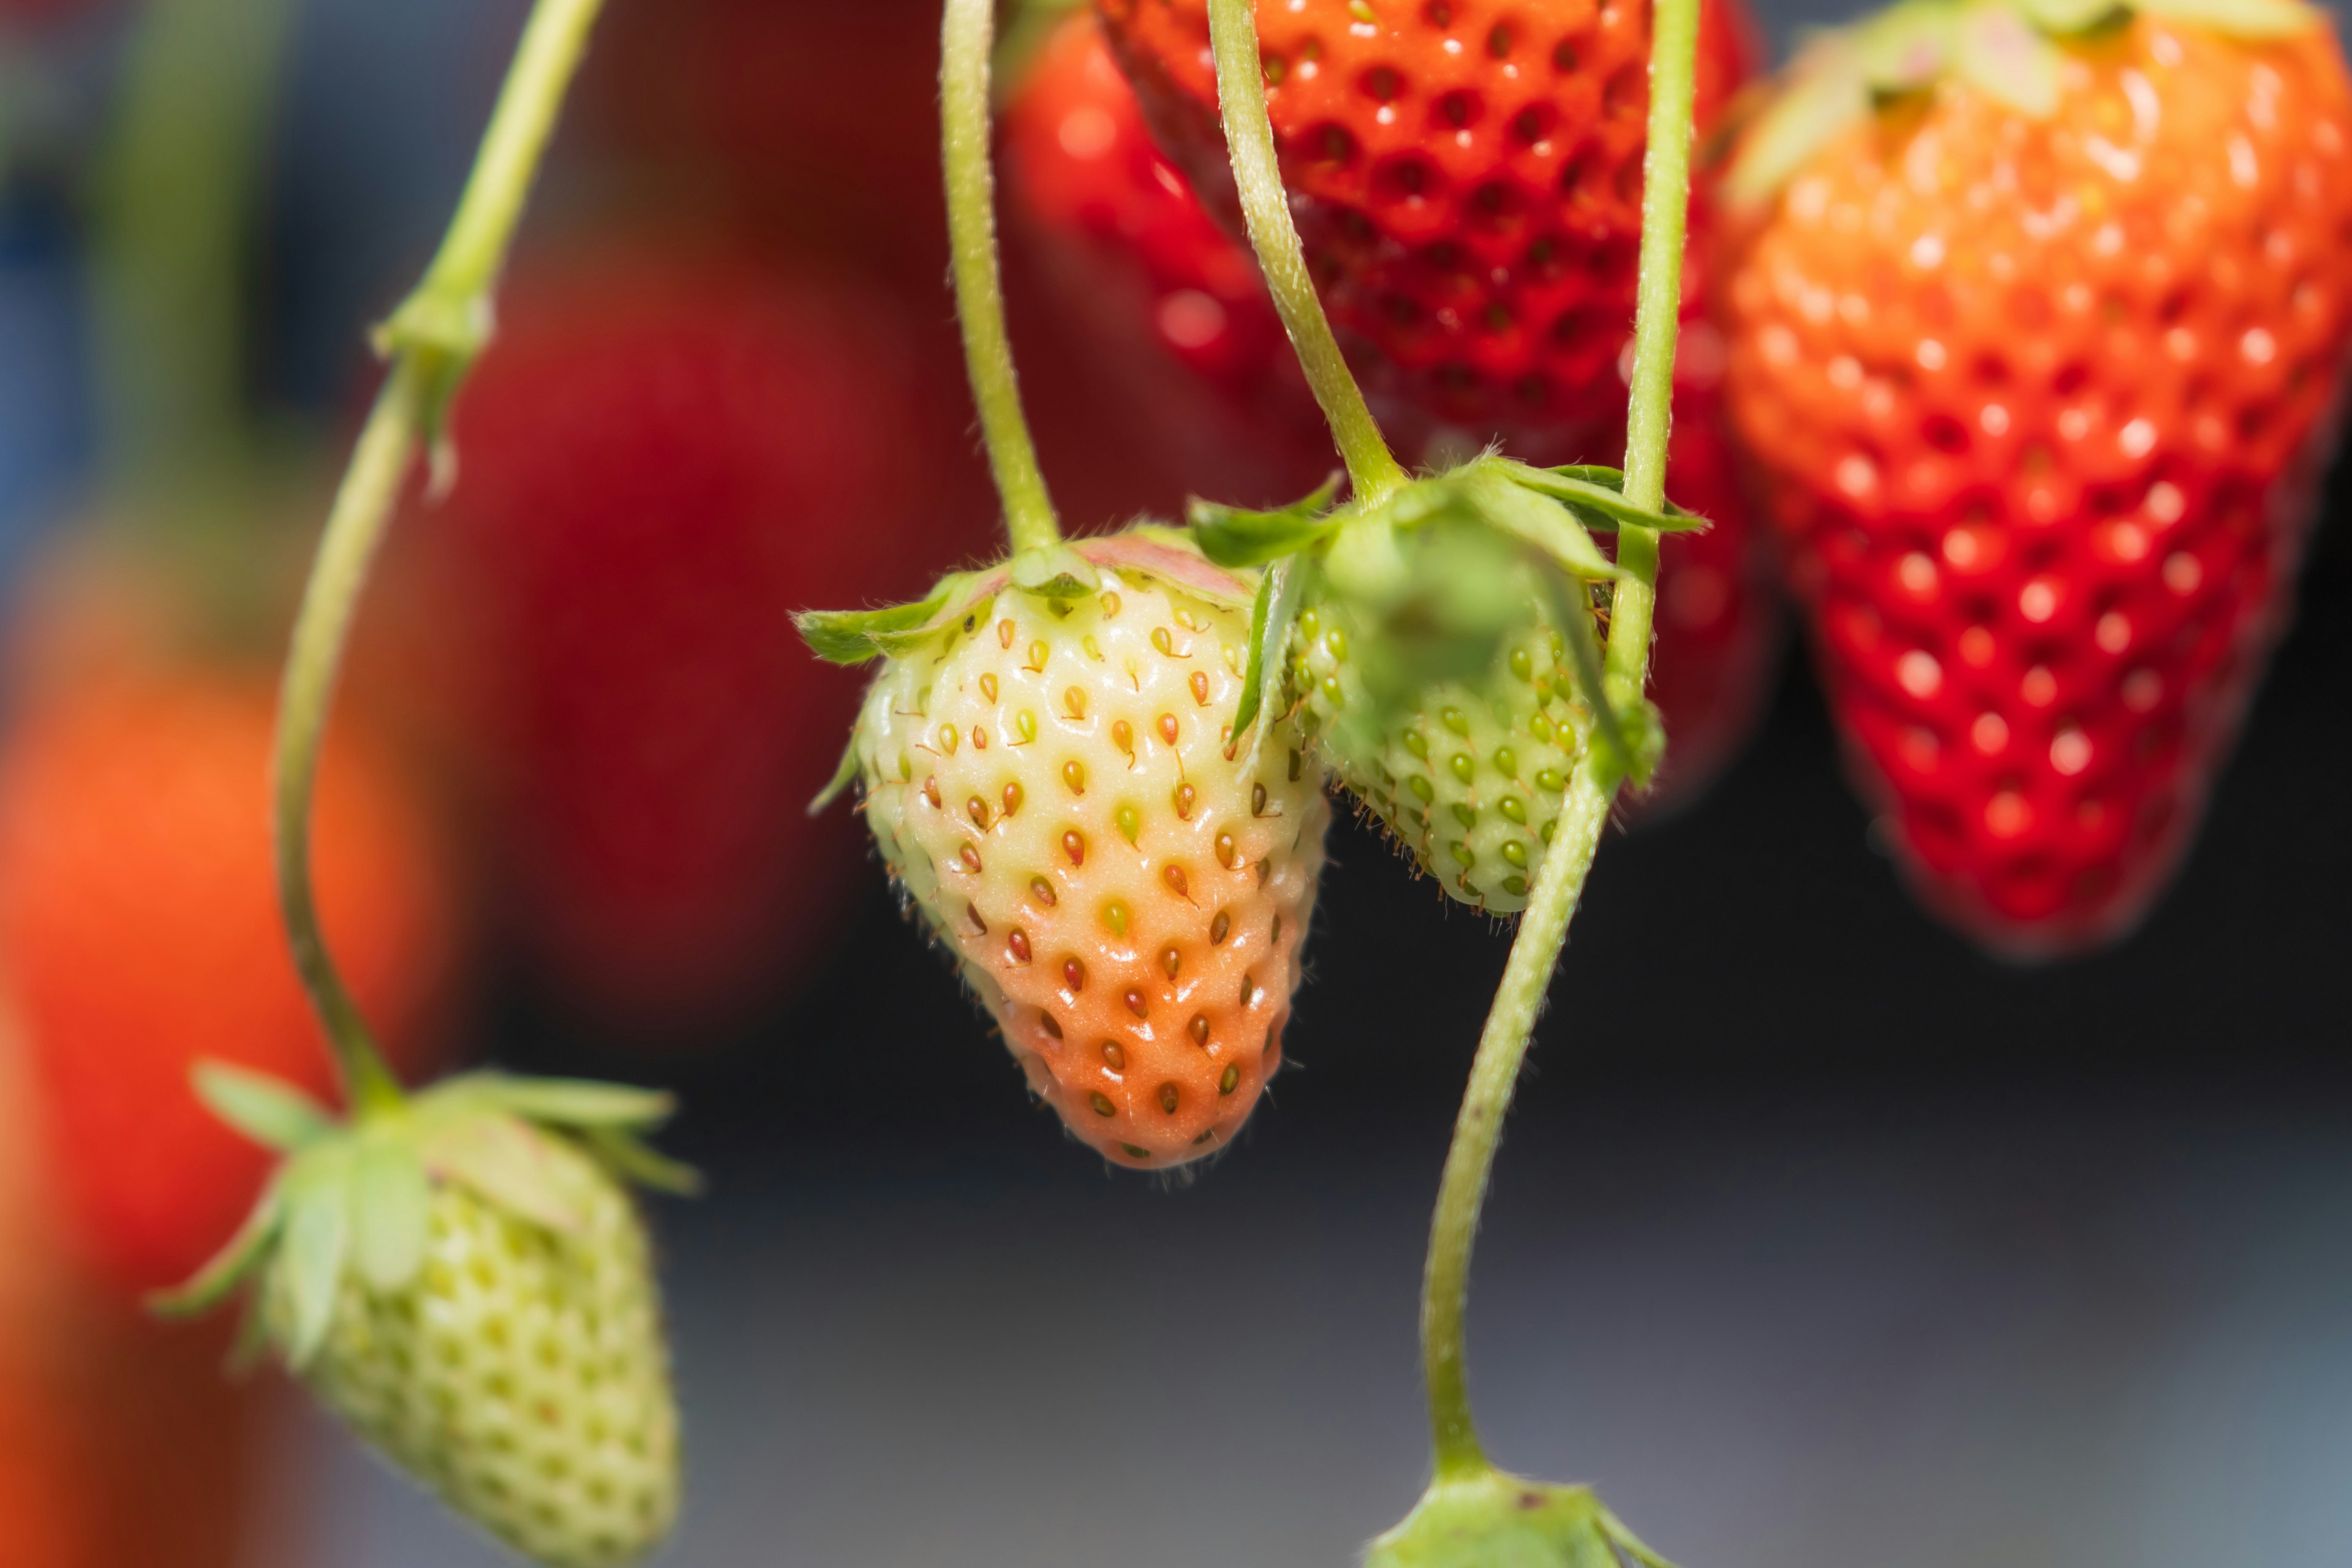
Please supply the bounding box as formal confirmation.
[273,0,607,1116]
[1420,762,1613,1475]
[1415,0,1705,1477]
[943,0,1060,554]
[1605,0,1701,706]
[1205,0,1409,505]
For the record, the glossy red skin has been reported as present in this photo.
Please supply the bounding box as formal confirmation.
[0,673,448,1292]
[1096,0,1758,445]
[1721,21,2352,954]
[1009,12,1776,811]
[437,249,982,1035]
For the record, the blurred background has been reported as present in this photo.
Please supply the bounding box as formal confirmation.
[1,0,2348,1564]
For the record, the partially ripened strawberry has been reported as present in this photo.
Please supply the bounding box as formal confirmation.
[159,1071,689,1568]
[434,245,979,1035]
[1719,0,2352,952]
[0,668,451,1292]
[1095,0,1757,443]
[802,533,1330,1168]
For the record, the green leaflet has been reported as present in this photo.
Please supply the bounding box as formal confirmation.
[457,1072,678,1131]
[1498,461,1708,533]
[151,1187,285,1319]
[1188,474,1344,567]
[1234,557,1305,744]
[2133,0,2317,33]
[194,1060,336,1153]
[422,1112,586,1234]
[280,1175,351,1369]
[1366,1472,1675,1568]
[794,579,963,665]
[349,1139,432,1291]
[581,1126,704,1197]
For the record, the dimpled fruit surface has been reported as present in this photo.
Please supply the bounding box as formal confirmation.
[1721,15,2352,952]
[854,564,1330,1169]
[274,1139,679,1568]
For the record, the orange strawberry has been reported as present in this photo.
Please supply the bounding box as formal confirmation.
[0,669,452,1291]
[1719,0,2352,952]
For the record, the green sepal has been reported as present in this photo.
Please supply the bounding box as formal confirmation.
[1469,468,1624,583]
[421,1111,587,1234]
[349,1139,432,1292]
[1234,558,1306,745]
[149,1186,286,1319]
[1008,543,1102,599]
[1534,568,1630,772]
[2013,0,2125,32]
[1725,34,1870,208]
[453,1072,678,1132]
[279,1172,352,1370]
[1498,462,1707,534]
[2133,0,2317,33]
[795,579,963,665]
[1188,474,1344,567]
[193,1060,336,1154]
[1955,1,2062,116]
[809,736,861,815]
[581,1126,704,1197]
[1366,1469,1676,1568]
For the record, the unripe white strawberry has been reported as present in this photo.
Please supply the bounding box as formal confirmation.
[805,532,1329,1169]
[157,1071,691,1568]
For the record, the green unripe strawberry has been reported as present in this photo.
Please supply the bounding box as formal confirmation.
[1197,454,1685,914]
[157,1069,693,1568]
[801,531,1330,1169]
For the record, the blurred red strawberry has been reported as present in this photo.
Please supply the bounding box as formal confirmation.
[1005,11,1776,810]
[0,665,451,1293]
[434,244,983,1036]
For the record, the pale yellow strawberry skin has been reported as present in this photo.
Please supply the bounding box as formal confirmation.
[271,1139,679,1568]
[856,565,1329,1167]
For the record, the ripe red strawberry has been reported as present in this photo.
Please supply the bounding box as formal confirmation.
[1095,0,1758,444]
[434,245,984,1035]
[0,669,451,1291]
[1719,0,2352,952]
[1006,9,1776,810]
[803,533,1330,1168]
[1000,10,1334,502]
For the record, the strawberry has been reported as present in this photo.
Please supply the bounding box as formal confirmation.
[432,245,981,1035]
[1000,9,1335,502]
[0,667,452,1292]
[1719,0,2352,952]
[1006,9,1777,812]
[802,533,1330,1168]
[1095,0,1757,443]
[157,1069,689,1568]
[1207,454,1685,914]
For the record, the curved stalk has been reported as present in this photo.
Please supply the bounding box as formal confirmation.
[942,0,1061,554]
[1205,0,1410,505]
[1412,0,1706,1479]
[273,0,608,1116]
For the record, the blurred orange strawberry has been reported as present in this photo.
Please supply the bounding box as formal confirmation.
[0,663,453,1293]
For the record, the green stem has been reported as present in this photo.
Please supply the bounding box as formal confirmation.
[942,0,1060,554]
[1420,761,1613,1475]
[1205,0,1409,505]
[1414,0,1705,1480]
[273,0,608,1116]
[89,0,296,488]
[1604,0,1702,707]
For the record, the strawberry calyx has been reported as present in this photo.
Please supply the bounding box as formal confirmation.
[1727,0,2325,206]
[1366,1467,1678,1568]
[150,1066,693,1365]
[1191,456,1702,789]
